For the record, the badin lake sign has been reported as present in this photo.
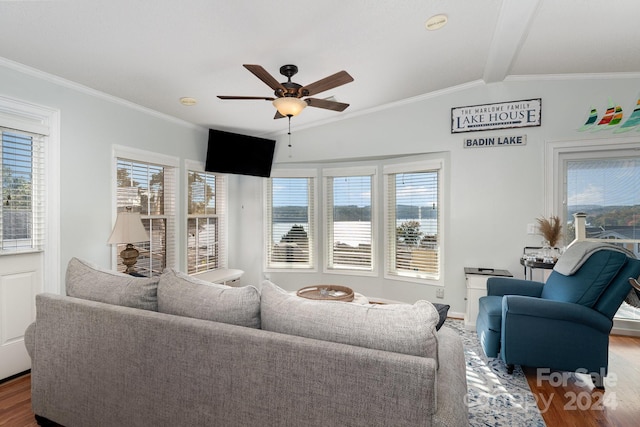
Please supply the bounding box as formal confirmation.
[451,98,541,133]
[463,134,527,149]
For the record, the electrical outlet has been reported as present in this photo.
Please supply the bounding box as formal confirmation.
[436,288,444,299]
[527,223,537,234]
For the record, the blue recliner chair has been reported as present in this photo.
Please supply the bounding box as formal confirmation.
[476,241,640,389]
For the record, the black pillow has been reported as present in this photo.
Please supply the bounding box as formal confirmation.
[432,303,450,330]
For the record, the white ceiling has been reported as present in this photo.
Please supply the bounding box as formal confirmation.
[1,0,640,137]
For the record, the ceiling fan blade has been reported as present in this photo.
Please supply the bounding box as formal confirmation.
[301,71,354,97]
[243,64,286,92]
[217,95,275,100]
[274,111,286,119]
[305,97,350,112]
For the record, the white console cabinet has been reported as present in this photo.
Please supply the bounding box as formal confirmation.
[464,267,512,330]
[191,268,244,286]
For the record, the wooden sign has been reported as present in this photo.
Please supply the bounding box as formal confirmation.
[451,99,541,133]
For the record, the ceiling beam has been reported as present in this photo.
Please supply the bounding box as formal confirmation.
[483,0,542,83]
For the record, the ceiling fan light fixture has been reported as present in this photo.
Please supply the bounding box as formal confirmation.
[273,97,307,117]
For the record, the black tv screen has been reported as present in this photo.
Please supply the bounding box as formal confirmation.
[205,129,276,178]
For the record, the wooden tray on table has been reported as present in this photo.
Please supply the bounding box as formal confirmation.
[296,285,355,302]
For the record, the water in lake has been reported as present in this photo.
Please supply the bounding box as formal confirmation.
[272,219,437,246]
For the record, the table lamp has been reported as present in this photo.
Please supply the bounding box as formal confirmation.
[107,207,150,274]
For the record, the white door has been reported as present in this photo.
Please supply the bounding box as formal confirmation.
[0,97,58,381]
[0,252,42,379]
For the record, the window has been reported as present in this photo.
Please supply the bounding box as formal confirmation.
[114,152,176,276]
[186,167,226,274]
[265,170,315,269]
[323,167,376,272]
[549,138,640,330]
[384,160,442,282]
[564,156,640,247]
[1,128,45,252]
[556,143,640,324]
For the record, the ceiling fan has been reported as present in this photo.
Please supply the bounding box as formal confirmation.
[218,64,354,119]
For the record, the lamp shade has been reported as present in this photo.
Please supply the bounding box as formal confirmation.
[107,210,149,244]
[272,97,307,117]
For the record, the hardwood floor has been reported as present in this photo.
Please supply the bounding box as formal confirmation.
[1,334,639,426]
[524,334,640,427]
[0,373,38,427]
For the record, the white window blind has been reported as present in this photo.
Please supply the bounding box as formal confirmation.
[266,175,315,269]
[385,167,440,280]
[1,128,45,252]
[324,170,374,271]
[565,155,640,248]
[116,158,176,276]
[187,170,226,274]
[554,143,640,326]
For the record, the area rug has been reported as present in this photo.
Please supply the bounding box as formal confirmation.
[446,319,546,426]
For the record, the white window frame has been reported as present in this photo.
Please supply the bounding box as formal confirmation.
[546,135,640,334]
[112,145,179,274]
[264,168,318,272]
[184,159,227,274]
[322,165,377,276]
[383,158,444,285]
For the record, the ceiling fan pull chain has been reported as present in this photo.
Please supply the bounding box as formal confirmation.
[288,116,293,157]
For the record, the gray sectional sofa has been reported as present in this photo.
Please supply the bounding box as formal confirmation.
[25,258,468,427]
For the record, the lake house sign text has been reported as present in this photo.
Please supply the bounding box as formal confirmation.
[451,98,541,133]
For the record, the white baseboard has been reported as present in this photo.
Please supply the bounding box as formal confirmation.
[612,318,640,337]
[448,311,465,320]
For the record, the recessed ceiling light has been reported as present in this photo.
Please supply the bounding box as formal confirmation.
[425,14,448,31]
[180,97,197,106]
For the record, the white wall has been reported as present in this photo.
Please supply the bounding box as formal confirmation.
[230,77,640,313]
[3,57,639,313]
[0,60,208,289]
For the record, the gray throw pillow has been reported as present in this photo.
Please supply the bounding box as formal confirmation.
[260,280,440,362]
[65,257,159,311]
[157,269,261,329]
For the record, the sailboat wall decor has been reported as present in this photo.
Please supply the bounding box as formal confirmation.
[614,97,640,133]
[577,108,598,131]
[578,94,640,133]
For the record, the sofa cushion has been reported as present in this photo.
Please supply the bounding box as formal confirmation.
[541,249,627,307]
[157,269,261,329]
[260,280,440,361]
[66,257,159,311]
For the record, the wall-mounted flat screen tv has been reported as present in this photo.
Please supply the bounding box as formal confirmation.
[205,129,276,178]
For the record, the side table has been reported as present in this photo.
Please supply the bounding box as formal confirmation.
[520,258,555,282]
[464,267,512,330]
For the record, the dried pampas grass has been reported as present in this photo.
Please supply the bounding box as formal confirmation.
[537,215,562,247]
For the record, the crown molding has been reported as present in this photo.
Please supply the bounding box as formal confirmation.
[505,72,640,82]
[0,56,204,131]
